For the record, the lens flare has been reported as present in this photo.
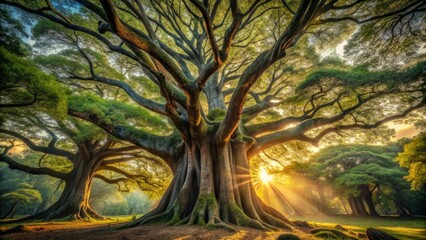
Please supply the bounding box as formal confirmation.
[259,168,273,184]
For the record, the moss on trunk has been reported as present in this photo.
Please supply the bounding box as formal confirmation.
[120,135,292,230]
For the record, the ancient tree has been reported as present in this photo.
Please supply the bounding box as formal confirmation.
[1,0,425,230]
[0,113,169,221]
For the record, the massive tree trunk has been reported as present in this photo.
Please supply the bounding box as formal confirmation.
[3,152,103,223]
[122,135,292,230]
[40,154,102,221]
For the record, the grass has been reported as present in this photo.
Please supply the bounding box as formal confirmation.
[290,215,426,240]
[0,215,132,228]
[1,215,425,239]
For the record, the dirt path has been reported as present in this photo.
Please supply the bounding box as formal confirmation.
[0,222,318,240]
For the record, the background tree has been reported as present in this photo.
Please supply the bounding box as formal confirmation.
[0,9,65,112]
[0,168,44,219]
[305,143,426,217]
[0,111,170,222]
[396,132,426,190]
[1,0,425,230]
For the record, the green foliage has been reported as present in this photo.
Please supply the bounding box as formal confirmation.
[34,55,89,76]
[0,189,42,203]
[0,47,67,119]
[32,18,66,39]
[206,108,226,121]
[68,94,169,131]
[90,179,154,216]
[310,144,400,182]
[0,8,29,56]
[343,0,425,67]
[297,61,426,91]
[300,215,426,240]
[396,132,426,190]
[306,143,426,215]
[0,166,47,216]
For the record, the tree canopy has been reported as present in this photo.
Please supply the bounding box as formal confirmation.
[396,132,426,190]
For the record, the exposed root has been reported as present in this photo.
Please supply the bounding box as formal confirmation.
[187,194,218,226]
[206,222,236,232]
[223,203,269,230]
[173,215,189,226]
[71,205,109,222]
[87,206,110,220]
[113,139,298,232]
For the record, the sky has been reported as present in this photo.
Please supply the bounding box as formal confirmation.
[387,122,421,140]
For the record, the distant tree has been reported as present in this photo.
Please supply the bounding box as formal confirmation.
[0,10,170,222]
[0,8,65,118]
[0,170,42,219]
[396,132,426,190]
[0,112,170,222]
[308,144,401,216]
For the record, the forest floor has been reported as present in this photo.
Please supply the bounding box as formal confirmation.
[0,216,425,240]
[290,215,426,240]
[0,218,317,240]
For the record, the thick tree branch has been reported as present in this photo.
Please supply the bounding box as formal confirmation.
[306,96,426,145]
[100,0,191,92]
[67,109,174,161]
[319,0,424,24]
[94,173,128,184]
[0,151,68,180]
[99,165,145,180]
[217,0,323,143]
[0,94,37,108]
[250,96,426,156]
[0,129,75,160]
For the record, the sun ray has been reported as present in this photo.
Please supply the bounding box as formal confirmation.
[259,168,273,184]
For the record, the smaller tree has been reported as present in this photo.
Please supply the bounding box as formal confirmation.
[0,112,170,222]
[0,170,42,219]
[396,132,426,190]
[308,144,409,217]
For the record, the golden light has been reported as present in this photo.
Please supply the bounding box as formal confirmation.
[259,168,273,184]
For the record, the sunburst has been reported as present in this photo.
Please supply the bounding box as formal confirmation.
[259,168,273,184]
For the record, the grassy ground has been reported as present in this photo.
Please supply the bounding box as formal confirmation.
[1,215,425,239]
[291,215,426,240]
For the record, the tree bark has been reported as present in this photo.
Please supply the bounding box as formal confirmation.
[348,196,370,216]
[360,185,379,217]
[2,152,103,223]
[120,135,292,230]
[355,196,370,216]
[205,74,226,111]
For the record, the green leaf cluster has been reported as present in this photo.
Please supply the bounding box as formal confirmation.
[0,47,68,119]
[396,132,426,190]
[68,94,169,131]
[297,61,426,91]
